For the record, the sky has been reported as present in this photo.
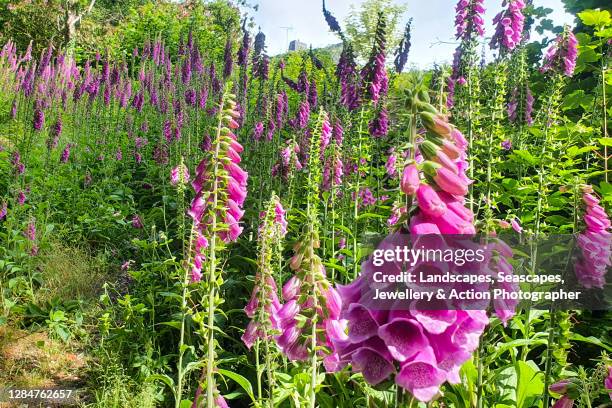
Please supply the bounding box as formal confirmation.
[249,0,576,68]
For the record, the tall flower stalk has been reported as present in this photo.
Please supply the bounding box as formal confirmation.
[242,194,287,407]
[186,87,247,408]
[276,111,342,407]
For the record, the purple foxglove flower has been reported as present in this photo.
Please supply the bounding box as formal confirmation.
[511,218,522,233]
[33,106,45,131]
[416,184,447,217]
[322,0,342,33]
[23,219,36,241]
[351,346,395,385]
[400,164,420,195]
[551,396,574,408]
[252,121,264,141]
[394,19,412,73]
[368,107,389,138]
[542,29,578,77]
[132,214,143,229]
[60,144,72,163]
[18,191,26,205]
[170,164,190,186]
[490,0,526,52]
[455,0,486,40]
[237,30,250,67]
[223,35,233,78]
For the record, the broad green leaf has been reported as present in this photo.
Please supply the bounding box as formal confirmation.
[218,369,255,402]
[598,137,612,146]
[516,360,544,407]
[578,9,611,27]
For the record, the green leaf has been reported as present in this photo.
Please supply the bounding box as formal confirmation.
[159,321,182,330]
[563,89,593,110]
[516,360,544,407]
[146,374,176,394]
[357,212,386,221]
[599,137,612,146]
[511,150,538,165]
[218,369,255,402]
[578,9,611,27]
[577,47,601,64]
[570,333,612,352]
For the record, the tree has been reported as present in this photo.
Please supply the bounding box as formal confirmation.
[344,0,407,61]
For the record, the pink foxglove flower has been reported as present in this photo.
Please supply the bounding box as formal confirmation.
[574,188,611,289]
[542,29,578,77]
[605,366,612,399]
[187,94,247,282]
[170,163,190,186]
[490,0,526,52]
[455,0,486,40]
[242,196,287,349]
[132,214,143,229]
[511,218,522,233]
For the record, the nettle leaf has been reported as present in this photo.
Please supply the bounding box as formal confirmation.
[578,9,611,27]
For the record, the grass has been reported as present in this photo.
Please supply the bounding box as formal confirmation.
[34,240,110,303]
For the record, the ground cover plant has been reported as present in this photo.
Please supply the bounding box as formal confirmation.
[0,0,611,407]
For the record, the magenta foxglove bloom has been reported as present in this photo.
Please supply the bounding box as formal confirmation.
[385,150,397,177]
[501,139,512,150]
[252,121,264,141]
[542,29,578,77]
[605,366,612,399]
[552,396,574,408]
[188,97,247,282]
[0,202,7,220]
[170,164,190,186]
[60,144,72,163]
[369,107,389,138]
[400,164,420,195]
[455,0,485,40]
[329,236,489,401]
[243,197,287,349]
[574,189,611,289]
[490,0,526,52]
[24,219,36,241]
[33,106,45,131]
[511,218,522,233]
[132,214,144,229]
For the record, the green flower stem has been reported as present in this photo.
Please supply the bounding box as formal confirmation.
[352,106,366,279]
[205,89,229,408]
